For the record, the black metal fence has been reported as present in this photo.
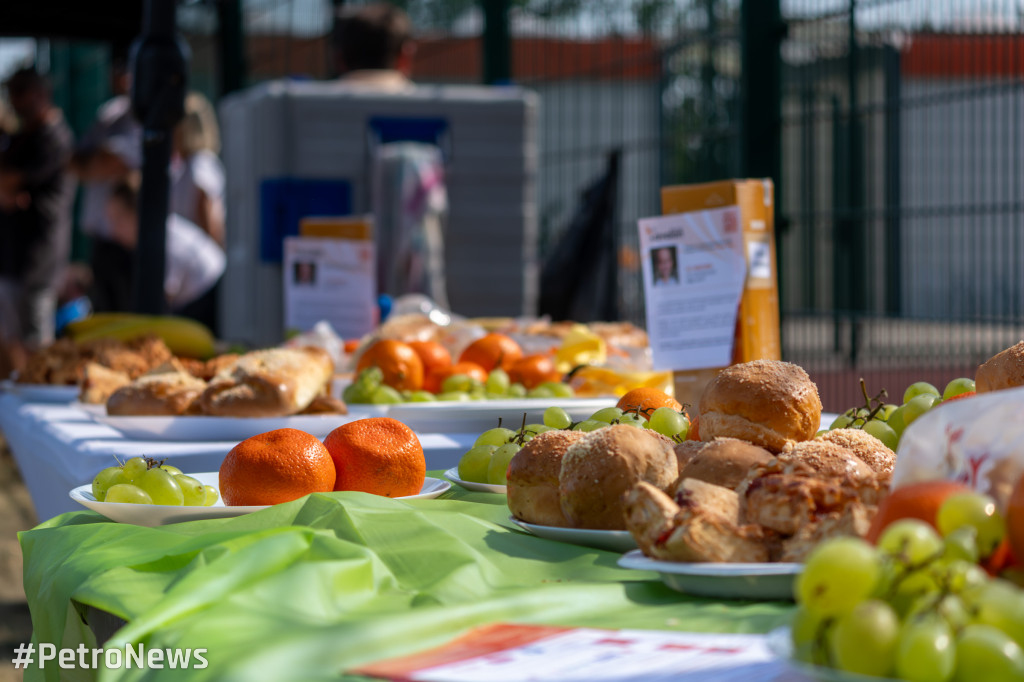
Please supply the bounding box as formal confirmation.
[173,0,1024,410]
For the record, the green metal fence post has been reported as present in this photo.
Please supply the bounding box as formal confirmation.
[481,0,511,84]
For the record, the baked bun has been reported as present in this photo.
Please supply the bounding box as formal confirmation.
[559,425,677,530]
[777,440,874,481]
[817,428,895,475]
[199,347,333,417]
[673,441,705,472]
[106,371,207,416]
[507,430,585,527]
[976,341,1024,393]
[698,360,822,453]
[678,437,775,490]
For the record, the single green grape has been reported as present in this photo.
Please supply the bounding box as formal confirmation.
[796,537,880,616]
[524,423,553,438]
[139,467,184,506]
[507,383,527,398]
[904,381,941,404]
[159,464,183,476]
[485,368,511,395]
[968,580,1024,648]
[863,419,899,450]
[936,492,1005,557]
[539,381,573,398]
[544,406,572,429]
[902,394,939,429]
[526,385,555,398]
[121,457,149,485]
[953,625,1024,682]
[407,390,435,402]
[887,406,906,437]
[442,374,478,394]
[92,466,126,501]
[943,377,976,401]
[175,474,207,506]
[896,617,955,682]
[647,407,689,439]
[370,385,404,404]
[105,483,153,504]
[878,518,944,564]
[458,444,496,483]
[830,414,854,429]
[617,413,645,428]
[828,600,899,677]
[488,443,520,485]
[475,427,516,447]
[942,525,981,564]
[202,485,219,506]
[590,407,624,423]
[573,419,606,432]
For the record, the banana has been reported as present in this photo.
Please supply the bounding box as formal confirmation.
[69,315,216,359]
[65,312,151,338]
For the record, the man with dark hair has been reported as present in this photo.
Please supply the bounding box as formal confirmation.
[332,2,415,90]
[0,67,75,358]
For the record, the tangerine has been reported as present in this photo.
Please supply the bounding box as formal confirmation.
[1006,473,1024,565]
[424,361,488,394]
[616,387,683,421]
[219,428,336,506]
[508,354,560,389]
[459,333,523,372]
[408,340,452,377]
[865,479,971,543]
[324,417,426,497]
[356,340,424,391]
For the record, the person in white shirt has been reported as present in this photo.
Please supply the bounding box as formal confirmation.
[170,92,226,247]
[106,177,224,319]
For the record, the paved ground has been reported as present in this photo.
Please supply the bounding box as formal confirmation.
[0,436,36,682]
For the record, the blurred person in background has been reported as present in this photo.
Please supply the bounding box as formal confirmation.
[333,2,415,91]
[69,56,141,313]
[0,67,75,370]
[107,175,224,326]
[170,92,225,247]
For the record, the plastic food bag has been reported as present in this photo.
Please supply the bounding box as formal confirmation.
[894,386,1024,511]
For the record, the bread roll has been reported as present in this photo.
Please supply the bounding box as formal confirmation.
[678,437,775,490]
[507,429,584,527]
[672,441,705,472]
[199,347,333,417]
[778,440,874,481]
[977,341,1024,393]
[699,359,822,453]
[559,425,677,530]
[817,428,895,475]
[106,371,207,416]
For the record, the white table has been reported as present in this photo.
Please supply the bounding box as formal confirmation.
[0,393,477,521]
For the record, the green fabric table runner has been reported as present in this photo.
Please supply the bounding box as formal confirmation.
[20,474,793,681]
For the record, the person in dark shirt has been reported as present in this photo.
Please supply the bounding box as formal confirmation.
[0,67,75,356]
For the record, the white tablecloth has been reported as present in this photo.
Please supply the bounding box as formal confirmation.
[0,393,476,521]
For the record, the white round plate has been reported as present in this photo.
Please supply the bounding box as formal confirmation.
[618,550,800,600]
[83,405,388,441]
[509,516,637,553]
[443,467,507,494]
[69,473,451,527]
[766,627,901,681]
[387,398,615,434]
[2,380,79,403]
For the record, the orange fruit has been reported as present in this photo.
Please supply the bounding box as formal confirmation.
[356,339,424,391]
[616,387,683,421]
[508,353,560,389]
[324,417,426,497]
[865,480,971,543]
[219,428,336,506]
[1006,473,1024,565]
[424,361,488,394]
[408,340,452,377]
[459,333,523,372]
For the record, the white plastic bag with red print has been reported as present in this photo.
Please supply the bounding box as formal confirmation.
[894,386,1024,512]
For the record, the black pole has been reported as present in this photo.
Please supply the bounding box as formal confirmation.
[130,0,188,314]
[217,0,247,96]
[482,0,511,84]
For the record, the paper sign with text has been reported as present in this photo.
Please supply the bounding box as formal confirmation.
[638,206,747,371]
[283,236,376,340]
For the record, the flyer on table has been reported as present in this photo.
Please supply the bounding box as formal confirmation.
[283,236,377,340]
[638,206,747,371]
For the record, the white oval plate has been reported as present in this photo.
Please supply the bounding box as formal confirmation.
[2,380,80,403]
[618,550,801,600]
[82,405,389,441]
[509,516,637,553]
[443,467,507,494]
[766,627,901,681]
[388,398,615,434]
[70,472,451,527]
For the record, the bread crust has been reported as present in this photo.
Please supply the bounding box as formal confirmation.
[507,429,585,527]
[977,341,1024,393]
[559,425,677,530]
[199,347,333,417]
[699,359,822,453]
[677,437,775,490]
[817,428,895,475]
[106,372,207,416]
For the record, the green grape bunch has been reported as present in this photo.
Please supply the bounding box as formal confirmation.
[92,456,217,506]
